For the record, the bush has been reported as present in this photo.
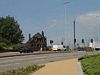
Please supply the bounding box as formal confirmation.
[0,43,20,52]
[0,43,7,52]
[6,44,20,52]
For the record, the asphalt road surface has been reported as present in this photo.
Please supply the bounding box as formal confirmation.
[0,51,99,72]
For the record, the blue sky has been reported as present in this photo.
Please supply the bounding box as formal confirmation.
[0,0,100,46]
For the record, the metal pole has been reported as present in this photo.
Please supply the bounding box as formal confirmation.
[64,1,68,25]
[73,19,76,49]
[64,0,70,24]
[96,16,99,45]
[64,0,69,45]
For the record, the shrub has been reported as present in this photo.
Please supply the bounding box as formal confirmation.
[0,42,7,52]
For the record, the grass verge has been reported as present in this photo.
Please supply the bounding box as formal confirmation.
[79,53,100,75]
[0,64,44,75]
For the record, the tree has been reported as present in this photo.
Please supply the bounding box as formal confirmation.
[0,16,24,44]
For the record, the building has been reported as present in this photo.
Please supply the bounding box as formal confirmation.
[26,31,47,51]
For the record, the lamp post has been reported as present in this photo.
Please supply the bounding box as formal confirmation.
[64,0,69,45]
[64,0,69,25]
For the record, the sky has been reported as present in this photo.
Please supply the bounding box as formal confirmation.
[0,0,100,46]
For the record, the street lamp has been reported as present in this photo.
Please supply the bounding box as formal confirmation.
[64,0,70,45]
[64,0,69,25]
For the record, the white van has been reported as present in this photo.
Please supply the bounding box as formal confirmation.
[52,45,66,51]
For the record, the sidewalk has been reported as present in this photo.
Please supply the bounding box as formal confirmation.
[31,59,84,75]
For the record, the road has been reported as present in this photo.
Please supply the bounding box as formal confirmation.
[0,51,99,72]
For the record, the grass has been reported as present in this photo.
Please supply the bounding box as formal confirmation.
[80,53,100,75]
[0,64,44,75]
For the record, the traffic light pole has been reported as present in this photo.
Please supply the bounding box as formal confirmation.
[73,20,76,49]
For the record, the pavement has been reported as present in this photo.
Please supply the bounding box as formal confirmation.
[0,51,100,58]
[0,51,99,73]
[0,51,70,58]
[0,52,80,72]
[31,58,84,75]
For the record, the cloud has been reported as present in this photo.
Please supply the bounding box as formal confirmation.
[39,19,70,45]
[43,19,65,29]
[46,19,59,28]
[76,11,100,26]
[74,11,100,43]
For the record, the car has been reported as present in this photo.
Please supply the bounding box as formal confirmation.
[19,48,33,53]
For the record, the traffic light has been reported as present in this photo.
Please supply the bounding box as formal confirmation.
[91,39,93,43]
[61,42,63,45]
[82,39,84,43]
[74,39,76,43]
[50,40,53,44]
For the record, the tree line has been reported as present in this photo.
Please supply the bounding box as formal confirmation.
[0,16,24,51]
